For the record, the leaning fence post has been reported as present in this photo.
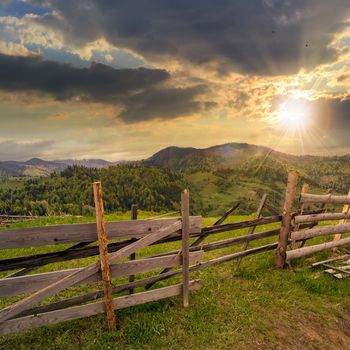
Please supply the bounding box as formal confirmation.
[93,182,117,331]
[275,170,299,268]
[129,204,138,294]
[181,189,190,307]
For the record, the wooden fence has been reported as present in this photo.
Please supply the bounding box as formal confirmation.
[0,184,202,335]
[0,178,324,336]
[275,170,350,267]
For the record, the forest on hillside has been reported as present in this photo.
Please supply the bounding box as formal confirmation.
[1,143,350,217]
[0,165,202,216]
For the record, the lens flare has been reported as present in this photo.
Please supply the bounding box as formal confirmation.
[275,99,310,131]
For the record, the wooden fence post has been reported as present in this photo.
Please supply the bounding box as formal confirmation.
[334,189,350,242]
[129,204,138,294]
[181,189,190,307]
[275,170,299,268]
[93,182,117,331]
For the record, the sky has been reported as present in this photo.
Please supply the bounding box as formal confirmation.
[0,0,350,161]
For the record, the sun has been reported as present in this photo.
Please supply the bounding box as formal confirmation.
[275,99,310,131]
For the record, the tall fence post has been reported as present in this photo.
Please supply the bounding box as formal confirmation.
[93,182,117,331]
[334,189,350,242]
[129,204,138,294]
[275,170,299,268]
[181,189,190,307]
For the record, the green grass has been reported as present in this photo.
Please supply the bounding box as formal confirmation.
[1,213,350,349]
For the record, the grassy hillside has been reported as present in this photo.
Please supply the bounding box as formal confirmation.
[1,213,350,349]
[146,143,350,215]
[2,142,350,217]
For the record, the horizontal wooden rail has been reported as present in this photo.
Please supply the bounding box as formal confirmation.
[0,216,201,249]
[291,223,350,241]
[16,241,279,317]
[286,236,350,261]
[0,251,204,298]
[0,221,277,272]
[0,221,182,323]
[295,212,350,224]
[0,280,201,336]
[300,193,350,204]
[202,215,282,235]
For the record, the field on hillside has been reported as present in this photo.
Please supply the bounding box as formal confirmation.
[1,213,350,349]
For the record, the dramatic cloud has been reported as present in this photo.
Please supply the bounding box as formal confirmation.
[0,53,211,122]
[119,85,208,123]
[0,53,169,100]
[26,0,350,75]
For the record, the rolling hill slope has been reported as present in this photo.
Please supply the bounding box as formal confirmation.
[1,142,350,216]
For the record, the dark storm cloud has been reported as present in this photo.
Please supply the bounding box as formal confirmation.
[0,53,169,100]
[0,54,210,122]
[119,85,207,123]
[29,0,350,75]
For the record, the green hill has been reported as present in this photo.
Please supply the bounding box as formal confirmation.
[1,142,350,216]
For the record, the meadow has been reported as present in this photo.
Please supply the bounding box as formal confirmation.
[1,212,350,349]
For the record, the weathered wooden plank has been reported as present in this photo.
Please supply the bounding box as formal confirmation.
[286,236,350,261]
[276,170,299,268]
[301,193,350,204]
[0,280,201,336]
[4,241,92,278]
[93,182,116,331]
[291,223,350,241]
[0,220,181,323]
[15,242,276,317]
[0,251,204,297]
[181,189,190,308]
[0,216,201,249]
[295,212,350,224]
[311,254,350,267]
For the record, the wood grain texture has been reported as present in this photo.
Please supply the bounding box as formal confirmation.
[301,193,350,204]
[287,236,350,261]
[0,216,201,249]
[0,220,181,323]
[295,212,350,224]
[93,182,116,331]
[291,223,350,241]
[0,251,204,298]
[16,241,277,318]
[0,280,201,336]
[275,170,299,268]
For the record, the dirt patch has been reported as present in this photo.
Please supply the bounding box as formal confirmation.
[244,308,350,350]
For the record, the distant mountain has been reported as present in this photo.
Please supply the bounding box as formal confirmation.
[0,158,124,177]
[145,143,293,171]
[1,142,350,216]
[145,143,350,215]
